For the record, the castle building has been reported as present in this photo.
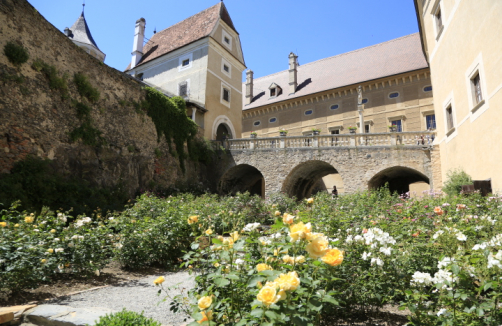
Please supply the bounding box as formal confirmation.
[414,0,502,192]
[64,8,105,62]
[125,2,246,141]
[242,34,434,139]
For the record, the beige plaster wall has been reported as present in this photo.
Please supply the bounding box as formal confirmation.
[419,0,502,192]
[243,70,434,137]
[210,22,245,64]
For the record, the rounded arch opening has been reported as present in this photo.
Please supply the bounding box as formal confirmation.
[368,166,430,194]
[281,160,343,200]
[216,123,232,141]
[219,164,265,198]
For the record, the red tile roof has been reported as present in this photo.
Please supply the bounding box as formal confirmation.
[243,33,428,110]
[126,2,236,71]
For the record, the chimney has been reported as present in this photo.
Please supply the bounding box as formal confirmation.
[64,27,72,37]
[288,52,298,94]
[245,69,254,105]
[131,18,146,69]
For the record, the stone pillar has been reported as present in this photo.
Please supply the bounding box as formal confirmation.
[250,139,255,150]
[280,137,285,149]
[288,52,298,94]
[357,86,365,134]
[245,70,254,105]
[131,18,146,69]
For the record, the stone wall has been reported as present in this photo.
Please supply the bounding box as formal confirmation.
[0,0,209,196]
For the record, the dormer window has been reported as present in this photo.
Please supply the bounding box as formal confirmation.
[224,36,230,44]
[222,29,232,50]
[268,83,282,98]
[182,59,190,67]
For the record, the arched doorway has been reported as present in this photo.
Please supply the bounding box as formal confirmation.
[219,164,265,198]
[281,160,343,200]
[368,166,430,194]
[216,123,232,141]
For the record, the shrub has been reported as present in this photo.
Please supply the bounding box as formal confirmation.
[31,59,68,98]
[91,309,161,326]
[73,72,100,102]
[3,41,29,66]
[443,169,473,196]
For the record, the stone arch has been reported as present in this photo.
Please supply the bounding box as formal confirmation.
[281,160,342,200]
[212,115,236,140]
[368,166,430,194]
[219,164,265,198]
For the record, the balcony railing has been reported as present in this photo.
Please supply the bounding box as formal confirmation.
[217,131,436,151]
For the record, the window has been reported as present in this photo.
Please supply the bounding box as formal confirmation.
[179,53,193,71]
[446,105,454,131]
[435,7,443,32]
[330,104,339,110]
[179,82,188,97]
[471,73,483,104]
[389,92,399,99]
[270,88,276,97]
[390,120,402,132]
[269,117,277,123]
[223,64,229,73]
[304,110,313,116]
[222,29,232,50]
[223,88,230,102]
[361,98,368,104]
[253,121,261,126]
[365,124,370,133]
[424,86,433,92]
[136,73,144,81]
[221,58,232,77]
[331,129,340,135]
[426,114,436,130]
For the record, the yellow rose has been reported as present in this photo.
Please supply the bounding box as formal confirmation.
[275,210,281,216]
[41,259,47,264]
[47,248,54,254]
[305,235,329,258]
[222,237,234,248]
[205,229,213,235]
[306,232,324,241]
[198,296,212,310]
[188,215,199,225]
[213,262,220,267]
[274,271,300,291]
[153,276,165,285]
[231,231,239,241]
[282,255,294,264]
[289,222,312,241]
[25,215,35,223]
[257,284,281,306]
[282,213,294,225]
[14,224,19,227]
[256,263,273,272]
[295,255,306,264]
[50,229,56,233]
[278,289,287,301]
[322,248,344,266]
[198,310,212,324]
[306,197,314,204]
[0,222,7,228]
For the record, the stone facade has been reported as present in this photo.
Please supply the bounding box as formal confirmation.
[217,146,437,199]
[0,0,209,196]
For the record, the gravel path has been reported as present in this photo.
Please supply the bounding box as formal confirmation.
[49,271,196,326]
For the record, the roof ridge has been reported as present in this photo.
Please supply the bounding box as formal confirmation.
[250,33,419,83]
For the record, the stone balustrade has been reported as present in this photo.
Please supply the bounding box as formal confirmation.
[221,131,436,151]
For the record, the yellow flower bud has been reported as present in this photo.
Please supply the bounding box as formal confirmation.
[0,222,7,228]
[275,211,281,216]
[153,276,165,285]
[50,229,56,233]
[198,296,212,310]
[47,248,54,254]
[205,229,213,235]
[41,259,47,263]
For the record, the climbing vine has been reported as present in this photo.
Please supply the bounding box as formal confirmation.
[144,87,198,172]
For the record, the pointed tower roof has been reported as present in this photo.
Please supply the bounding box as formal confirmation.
[68,11,101,51]
[126,2,239,70]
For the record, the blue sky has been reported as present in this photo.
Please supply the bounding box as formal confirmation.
[28,0,419,81]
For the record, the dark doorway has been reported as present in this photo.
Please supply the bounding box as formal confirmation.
[368,166,430,194]
[219,164,264,198]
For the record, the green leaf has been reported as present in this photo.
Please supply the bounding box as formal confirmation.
[212,238,222,245]
[191,243,199,250]
[484,282,493,291]
[322,295,339,305]
[477,308,484,316]
[469,257,481,264]
[248,276,264,287]
[226,272,239,280]
[451,264,460,274]
[235,320,248,326]
[250,308,264,317]
[265,310,279,320]
[214,277,230,287]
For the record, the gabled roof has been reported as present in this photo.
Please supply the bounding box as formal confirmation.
[126,2,237,70]
[243,33,429,110]
[68,12,101,51]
